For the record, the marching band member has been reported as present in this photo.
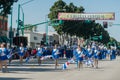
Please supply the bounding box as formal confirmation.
[0,43,9,72]
[18,43,26,65]
[86,45,94,67]
[52,44,60,69]
[73,46,78,67]
[106,47,111,60]
[36,44,45,65]
[76,45,85,70]
[103,47,107,60]
[8,47,14,64]
[110,46,116,60]
[93,46,100,68]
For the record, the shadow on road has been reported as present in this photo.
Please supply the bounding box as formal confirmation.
[8,64,55,67]
[10,59,68,65]
[0,77,29,80]
[8,67,63,73]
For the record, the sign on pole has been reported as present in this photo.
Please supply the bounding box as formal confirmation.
[58,12,115,20]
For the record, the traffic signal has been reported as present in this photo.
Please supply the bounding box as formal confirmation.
[103,21,108,28]
[41,41,45,45]
[59,20,64,25]
[19,20,23,26]
[50,19,64,26]
[42,33,46,42]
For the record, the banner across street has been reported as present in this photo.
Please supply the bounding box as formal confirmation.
[58,12,115,20]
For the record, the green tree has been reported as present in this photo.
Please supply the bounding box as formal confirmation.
[0,0,18,16]
[0,0,18,35]
[90,23,110,44]
[48,0,85,36]
[107,37,118,47]
[48,0,110,44]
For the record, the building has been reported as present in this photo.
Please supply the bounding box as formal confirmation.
[37,31,59,45]
[23,30,43,48]
[23,31,60,48]
[7,27,60,48]
[0,15,9,43]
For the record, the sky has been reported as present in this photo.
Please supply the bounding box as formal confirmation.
[8,0,120,41]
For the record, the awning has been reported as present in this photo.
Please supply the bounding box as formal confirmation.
[0,36,10,43]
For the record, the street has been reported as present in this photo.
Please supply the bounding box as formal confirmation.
[0,0,120,80]
[0,56,120,80]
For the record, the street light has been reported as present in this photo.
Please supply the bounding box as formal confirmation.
[45,15,49,46]
[9,7,13,48]
[19,6,24,36]
[9,0,19,48]
[16,0,34,37]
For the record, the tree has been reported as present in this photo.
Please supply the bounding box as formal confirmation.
[48,0,84,44]
[0,0,18,36]
[90,23,110,44]
[107,37,118,48]
[48,0,110,44]
[48,0,67,44]
[0,0,18,16]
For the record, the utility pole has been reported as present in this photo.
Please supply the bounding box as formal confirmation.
[16,4,20,37]
[16,0,34,37]
[9,7,13,48]
[46,19,48,45]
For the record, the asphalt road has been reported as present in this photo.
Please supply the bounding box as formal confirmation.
[0,56,120,80]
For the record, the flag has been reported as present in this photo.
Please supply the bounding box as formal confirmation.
[62,62,70,70]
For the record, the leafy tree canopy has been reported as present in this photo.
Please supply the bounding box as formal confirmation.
[0,0,18,16]
[48,0,110,44]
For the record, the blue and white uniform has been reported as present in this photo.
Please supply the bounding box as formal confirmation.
[110,49,116,60]
[93,48,100,59]
[76,49,84,61]
[0,48,9,60]
[87,48,93,58]
[107,49,111,55]
[85,48,94,66]
[18,47,25,56]
[52,48,60,59]
[37,47,45,57]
